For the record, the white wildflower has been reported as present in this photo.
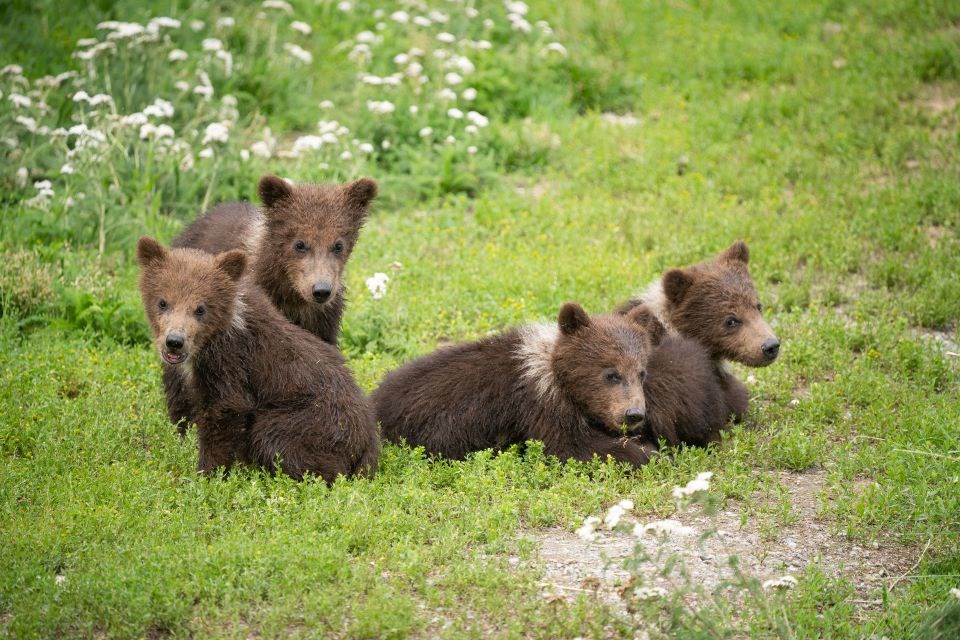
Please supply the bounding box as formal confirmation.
[510,16,532,33]
[143,98,174,119]
[358,142,374,154]
[292,135,324,153]
[174,80,191,92]
[283,43,313,63]
[437,31,456,43]
[356,30,377,44]
[409,105,419,114]
[15,116,37,132]
[603,500,633,529]
[381,139,391,150]
[406,61,424,77]
[445,72,463,85]
[33,180,54,199]
[1,64,24,76]
[148,17,181,31]
[466,111,489,127]
[448,55,475,74]
[72,90,90,103]
[198,147,214,159]
[575,516,601,542]
[475,39,492,50]
[339,150,353,160]
[74,41,116,60]
[361,74,384,85]
[60,163,75,175]
[168,49,188,62]
[506,1,529,15]
[190,20,205,31]
[390,10,409,23]
[409,47,425,57]
[291,20,312,34]
[348,43,371,63]
[15,167,29,188]
[365,272,389,299]
[447,107,464,119]
[467,145,477,154]
[262,0,294,13]
[762,575,799,590]
[672,472,713,500]
[250,141,272,159]
[462,87,477,101]
[105,22,145,40]
[216,17,235,29]
[10,93,32,108]
[951,587,960,600]
[393,53,410,65]
[789,398,801,406]
[543,42,568,56]
[466,7,479,18]
[202,38,224,52]
[337,1,352,11]
[438,88,457,101]
[413,16,432,27]
[366,100,395,115]
[418,126,433,138]
[444,135,456,144]
[633,519,695,538]
[202,122,231,144]
[319,99,334,110]
[216,49,233,75]
[465,124,478,135]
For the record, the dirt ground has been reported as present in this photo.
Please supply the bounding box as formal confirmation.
[529,471,919,611]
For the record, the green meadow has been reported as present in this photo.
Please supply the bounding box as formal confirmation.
[1,0,958,637]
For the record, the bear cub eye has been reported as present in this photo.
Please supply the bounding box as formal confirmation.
[158,299,168,311]
[604,369,623,384]
[724,316,741,329]
[756,303,763,313]
[332,239,345,254]
[294,240,308,254]
[194,305,206,318]
[639,370,647,382]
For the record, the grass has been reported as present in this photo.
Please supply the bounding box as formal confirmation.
[2,0,959,637]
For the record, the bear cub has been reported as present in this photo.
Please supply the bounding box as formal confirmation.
[373,303,664,467]
[618,241,778,445]
[165,174,377,432]
[137,237,380,482]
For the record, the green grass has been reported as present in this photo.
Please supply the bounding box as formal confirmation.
[2,0,960,637]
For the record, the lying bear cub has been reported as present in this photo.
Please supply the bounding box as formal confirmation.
[373,303,664,466]
[136,237,380,482]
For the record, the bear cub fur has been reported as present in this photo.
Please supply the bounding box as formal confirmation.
[137,236,380,482]
[165,174,377,432]
[618,241,779,445]
[373,303,664,467]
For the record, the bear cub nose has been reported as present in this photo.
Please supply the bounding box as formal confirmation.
[165,332,185,351]
[312,282,333,303]
[624,408,646,425]
[761,338,781,360]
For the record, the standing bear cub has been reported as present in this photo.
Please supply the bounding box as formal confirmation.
[136,237,380,482]
[165,175,377,432]
[373,303,664,467]
[618,241,779,446]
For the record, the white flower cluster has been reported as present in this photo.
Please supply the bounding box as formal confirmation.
[365,272,390,300]
[672,471,713,500]
[761,575,798,590]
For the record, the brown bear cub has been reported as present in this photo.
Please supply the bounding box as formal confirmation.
[372,303,664,466]
[164,175,377,432]
[617,241,779,445]
[136,236,379,482]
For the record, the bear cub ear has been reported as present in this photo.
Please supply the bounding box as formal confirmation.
[558,302,591,336]
[662,268,694,306]
[719,240,749,264]
[215,250,247,282]
[344,177,378,211]
[625,305,666,346]
[258,175,293,208]
[136,236,168,268]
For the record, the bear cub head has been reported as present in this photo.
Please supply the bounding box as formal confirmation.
[137,236,246,367]
[551,303,665,436]
[662,240,780,367]
[256,174,377,307]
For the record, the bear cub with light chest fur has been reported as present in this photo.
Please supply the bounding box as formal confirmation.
[618,241,780,446]
[373,303,664,466]
[165,175,377,432]
[137,236,379,481]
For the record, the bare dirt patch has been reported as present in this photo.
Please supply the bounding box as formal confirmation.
[531,471,917,610]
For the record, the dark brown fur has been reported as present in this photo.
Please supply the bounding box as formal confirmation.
[617,241,777,446]
[137,237,379,482]
[165,175,377,432]
[372,303,663,466]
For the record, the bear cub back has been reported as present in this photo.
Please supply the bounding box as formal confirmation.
[373,303,664,467]
[137,236,380,482]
